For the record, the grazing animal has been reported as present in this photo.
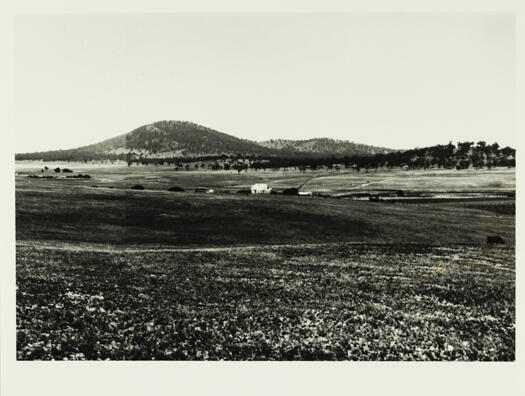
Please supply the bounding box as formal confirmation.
[54,167,61,173]
[131,184,145,190]
[487,235,505,244]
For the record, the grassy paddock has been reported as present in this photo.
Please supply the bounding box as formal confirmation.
[17,243,514,360]
[16,163,516,194]
[16,183,515,247]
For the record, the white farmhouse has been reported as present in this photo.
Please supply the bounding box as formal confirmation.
[251,183,272,194]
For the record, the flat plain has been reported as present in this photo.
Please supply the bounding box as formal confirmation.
[15,164,516,360]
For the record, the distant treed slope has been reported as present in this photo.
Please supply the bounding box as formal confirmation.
[259,138,394,156]
[15,134,128,162]
[80,133,127,152]
[125,121,275,156]
[251,141,516,170]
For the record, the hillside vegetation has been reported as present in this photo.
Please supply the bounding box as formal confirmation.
[125,121,275,156]
[259,138,393,156]
[251,141,516,171]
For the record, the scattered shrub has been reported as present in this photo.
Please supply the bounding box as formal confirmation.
[283,188,299,196]
[66,174,91,179]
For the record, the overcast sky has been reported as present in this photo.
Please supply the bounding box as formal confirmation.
[15,13,515,153]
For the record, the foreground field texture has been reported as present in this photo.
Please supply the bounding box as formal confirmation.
[17,243,514,361]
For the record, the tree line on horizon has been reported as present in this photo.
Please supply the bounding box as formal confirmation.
[249,141,515,171]
[16,141,515,171]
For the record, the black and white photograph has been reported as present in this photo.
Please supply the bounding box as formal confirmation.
[2,1,523,395]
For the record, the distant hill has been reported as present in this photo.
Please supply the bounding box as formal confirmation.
[258,138,394,156]
[124,120,276,157]
[15,120,394,161]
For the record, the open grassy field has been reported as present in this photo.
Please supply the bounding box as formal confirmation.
[16,162,515,194]
[15,164,516,360]
[16,181,514,247]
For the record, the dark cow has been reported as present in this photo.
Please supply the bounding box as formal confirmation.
[487,235,505,244]
[54,167,61,173]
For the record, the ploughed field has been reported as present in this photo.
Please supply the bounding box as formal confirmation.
[15,166,515,360]
[17,243,514,360]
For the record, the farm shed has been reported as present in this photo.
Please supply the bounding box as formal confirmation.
[195,187,214,193]
[298,191,313,197]
[251,183,272,194]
